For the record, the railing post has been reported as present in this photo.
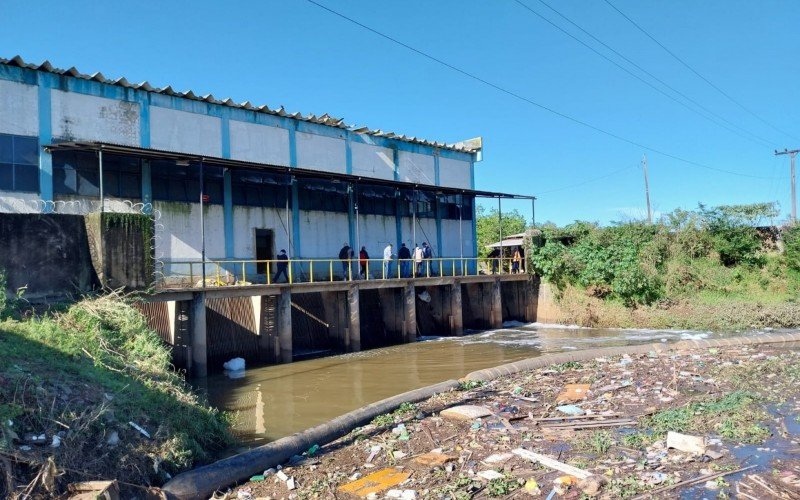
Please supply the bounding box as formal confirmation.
[310,260,314,283]
[267,261,272,285]
[289,260,293,284]
[241,262,246,284]
[329,260,333,282]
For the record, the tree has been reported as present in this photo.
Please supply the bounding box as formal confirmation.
[476,206,528,257]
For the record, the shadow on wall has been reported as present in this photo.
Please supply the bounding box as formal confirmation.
[0,212,154,300]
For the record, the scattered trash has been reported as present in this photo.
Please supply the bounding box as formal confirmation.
[524,478,541,495]
[51,435,61,448]
[67,480,120,500]
[477,470,505,480]
[556,404,585,416]
[482,452,514,464]
[366,445,382,463]
[414,451,455,467]
[276,470,289,482]
[106,431,120,446]
[248,475,264,482]
[417,291,431,303]
[577,475,608,497]
[127,421,150,439]
[223,357,246,372]
[440,405,492,421]
[386,489,417,499]
[555,383,590,403]
[306,443,320,456]
[512,448,592,479]
[666,431,706,455]
[338,468,411,497]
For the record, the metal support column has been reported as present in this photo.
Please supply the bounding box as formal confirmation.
[347,285,361,352]
[404,283,417,342]
[190,292,207,378]
[278,289,292,363]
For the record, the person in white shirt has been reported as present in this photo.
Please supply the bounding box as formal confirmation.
[383,244,394,279]
[414,244,424,277]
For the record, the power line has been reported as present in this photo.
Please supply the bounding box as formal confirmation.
[304,0,769,180]
[537,164,638,195]
[602,0,800,143]
[520,0,777,148]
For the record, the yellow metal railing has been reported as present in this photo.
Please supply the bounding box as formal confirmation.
[158,256,526,288]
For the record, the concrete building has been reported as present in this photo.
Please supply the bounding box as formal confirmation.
[0,55,494,284]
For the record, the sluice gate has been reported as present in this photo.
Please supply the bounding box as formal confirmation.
[141,274,538,377]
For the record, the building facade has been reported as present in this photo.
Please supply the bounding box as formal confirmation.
[0,56,482,284]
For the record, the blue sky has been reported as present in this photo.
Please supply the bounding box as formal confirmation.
[2,0,798,225]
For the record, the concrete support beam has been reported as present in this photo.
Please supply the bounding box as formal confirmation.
[404,284,417,342]
[490,279,502,329]
[277,289,293,363]
[450,282,464,336]
[190,292,207,378]
[347,285,361,352]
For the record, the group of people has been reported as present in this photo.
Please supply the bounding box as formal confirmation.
[270,242,524,283]
[486,246,525,274]
[334,241,436,280]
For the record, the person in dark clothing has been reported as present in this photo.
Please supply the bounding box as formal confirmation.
[359,246,369,279]
[487,247,501,274]
[273,249,289,283]
[398,243,412,278]
[339,243,353,280]
[422,241,434,276]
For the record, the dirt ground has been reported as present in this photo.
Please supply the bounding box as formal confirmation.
[228,343,800,499]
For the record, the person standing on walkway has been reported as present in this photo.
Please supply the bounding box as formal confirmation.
[422,241,434,276]
[273,249,289,283]
[414,244,424,277]
[398,243,411,278]
[383,243,394,279]
[487,247,500,274]
[339,242,353,280]
[359,246,369,279]
[512,247,521,274]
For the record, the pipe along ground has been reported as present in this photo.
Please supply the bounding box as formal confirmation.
[163,332,800,499]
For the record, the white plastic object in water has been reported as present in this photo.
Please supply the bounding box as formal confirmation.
[223,357,246,372]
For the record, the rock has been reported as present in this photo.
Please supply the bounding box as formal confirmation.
[578,475,608,497]
[666,431,706,455]
[276,470,289,482]
[67,480,120,500]
[704,449,723,460]
[440,405,493,421]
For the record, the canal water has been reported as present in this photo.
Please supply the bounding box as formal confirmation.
[202,322,757,446]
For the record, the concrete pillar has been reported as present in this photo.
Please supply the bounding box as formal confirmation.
[278,290,293,363]
[190,292,207,378]
[490,279,503,329]
[450,282,464,336]
[525,276,539,323]
[404,284,417,342]
[347,286,361,352]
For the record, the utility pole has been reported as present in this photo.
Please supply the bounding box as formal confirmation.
[641,154,652,223]
[775,149,799,222]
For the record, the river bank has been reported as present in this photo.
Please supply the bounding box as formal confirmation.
[0,295,232,499]
[538,284,800,332]
[230,341,800,499]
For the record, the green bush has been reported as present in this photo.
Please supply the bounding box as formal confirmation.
[530,202,781,307]
[784,224,800,271]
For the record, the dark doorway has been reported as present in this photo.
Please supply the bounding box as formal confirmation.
[255,229,274,276]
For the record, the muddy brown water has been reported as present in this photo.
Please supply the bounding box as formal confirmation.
[202,323,767,446]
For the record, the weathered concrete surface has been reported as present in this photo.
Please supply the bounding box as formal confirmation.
[0,213,97,298]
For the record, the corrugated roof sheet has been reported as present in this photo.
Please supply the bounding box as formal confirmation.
[1,55,481,154]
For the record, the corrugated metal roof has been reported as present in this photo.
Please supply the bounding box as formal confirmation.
[1,55,481,154]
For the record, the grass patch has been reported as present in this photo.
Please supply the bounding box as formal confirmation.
[641,391,770,443]
[370,402,420,427]
[551,361,583,372]
[0,295,232,495]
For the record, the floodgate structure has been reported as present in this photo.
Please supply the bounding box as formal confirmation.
[0,55,538,376]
